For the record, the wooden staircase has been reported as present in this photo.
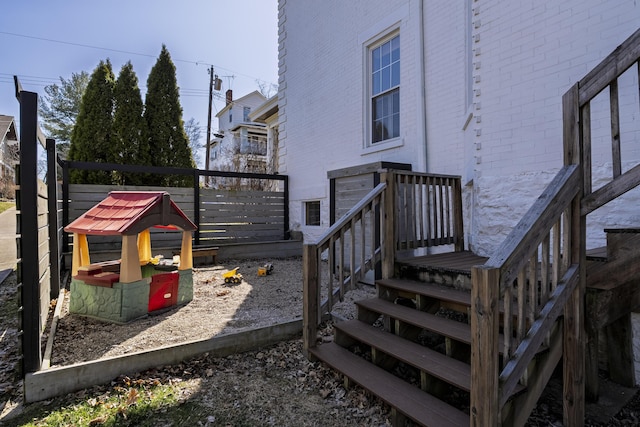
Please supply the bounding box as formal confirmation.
[309,254,533,426]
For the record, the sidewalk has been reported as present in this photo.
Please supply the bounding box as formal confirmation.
[0,206,17,272]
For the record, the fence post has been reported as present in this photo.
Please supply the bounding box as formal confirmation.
[283,175,290,240]
[453,177,465,252]
[193,169,200,245]
[61,159,70,254]
[17,90,42,373]
[46,138,61,298]
[470,265,500,426]
[380,171,395,279]
[302,244,319,358]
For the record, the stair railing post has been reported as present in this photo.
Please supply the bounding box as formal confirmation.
[380,170,395,279]
[303,243,319,358]
[470,265,500,427]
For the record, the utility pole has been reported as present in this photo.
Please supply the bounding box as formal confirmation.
[205,65,214,187]
[204,66,222,187]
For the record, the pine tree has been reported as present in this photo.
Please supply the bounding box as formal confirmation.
[68,60,115,184]
[144,45,195,187]
[112,62,150,185]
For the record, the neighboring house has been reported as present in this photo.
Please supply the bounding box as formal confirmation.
[277,0,640,250]
[208,90,269,181]
[0,115,19,199]
[249,95,279,176]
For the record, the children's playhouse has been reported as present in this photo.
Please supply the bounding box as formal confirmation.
[64,191,197,323]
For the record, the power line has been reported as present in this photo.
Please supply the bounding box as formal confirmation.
[0,31,277,86]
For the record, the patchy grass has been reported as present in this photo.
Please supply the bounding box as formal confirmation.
[4,378,212,427]
[0,201,14,215]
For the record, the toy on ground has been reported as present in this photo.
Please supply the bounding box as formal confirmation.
[223,267,243,284]
[258,263,274,276]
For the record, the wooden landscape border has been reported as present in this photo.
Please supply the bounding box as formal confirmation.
[24,319,302,402]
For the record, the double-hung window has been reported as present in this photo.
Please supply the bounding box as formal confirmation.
[371,34,400,144]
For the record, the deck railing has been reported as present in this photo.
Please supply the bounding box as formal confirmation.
[470,165,582,426]
[472,27,640,426]
[392,171,464,252]
[303,170,464,355]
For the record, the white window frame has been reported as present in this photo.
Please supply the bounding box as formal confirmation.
[362,28,402,152]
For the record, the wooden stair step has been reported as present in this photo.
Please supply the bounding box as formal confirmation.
[310,342,469,427]
[335,319,471,391]
[377,278,471,306]
[356,298,475,346]
[376,278,520,316]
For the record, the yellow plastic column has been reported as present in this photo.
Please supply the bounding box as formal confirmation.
[179,231,193,270]
[71,233,91,276]
[137,229,152,264]
[120,234,143,283]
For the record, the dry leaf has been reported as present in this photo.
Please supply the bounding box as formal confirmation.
[88,416,108,426]
[125,388,139,406]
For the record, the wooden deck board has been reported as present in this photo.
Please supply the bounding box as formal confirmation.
[377,278,472,306]
[310,342,469,427]
[335,319,471,391]
[397,251,488,274]
[356,298,474,345]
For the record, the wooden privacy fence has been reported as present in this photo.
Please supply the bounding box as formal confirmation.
[60,160,289,253]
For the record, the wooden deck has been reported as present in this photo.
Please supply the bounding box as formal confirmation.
[397,251,488,274]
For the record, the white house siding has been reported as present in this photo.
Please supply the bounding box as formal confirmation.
[279,0,640,245]
[279,0,451,242]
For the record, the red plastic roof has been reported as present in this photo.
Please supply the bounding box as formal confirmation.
[64,191,197,236]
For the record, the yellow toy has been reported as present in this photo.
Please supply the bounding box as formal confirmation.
[223,267,243,284]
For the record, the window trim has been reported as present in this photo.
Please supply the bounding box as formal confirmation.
[304,200,321,227]
[363,27,402,151]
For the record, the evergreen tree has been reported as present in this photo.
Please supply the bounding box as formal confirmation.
[113,62,150,185]
[39,71,90,157]
[68,60,115,184]
[144,45,195,187]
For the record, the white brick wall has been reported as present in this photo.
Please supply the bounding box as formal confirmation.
[470,0,640,253]
[279,0,640,245]
[279,0,431,240]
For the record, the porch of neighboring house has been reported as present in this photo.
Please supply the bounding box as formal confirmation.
[302,28,640,426]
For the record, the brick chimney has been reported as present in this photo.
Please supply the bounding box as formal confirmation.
[226,89,233,105]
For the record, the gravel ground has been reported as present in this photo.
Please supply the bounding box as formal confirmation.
[50,257,372,366]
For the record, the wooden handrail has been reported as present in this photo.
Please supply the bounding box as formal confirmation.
[472,165,582,425]
[303,181,387,356]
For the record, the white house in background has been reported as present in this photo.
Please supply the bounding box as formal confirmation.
[209,90,268,175]
[249,95,279,175]
[277,0,640,249]
[0,115,19,198]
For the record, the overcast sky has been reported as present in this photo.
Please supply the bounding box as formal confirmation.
[1,0,279,159]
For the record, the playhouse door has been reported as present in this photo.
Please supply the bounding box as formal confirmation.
[149,272,179,312]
